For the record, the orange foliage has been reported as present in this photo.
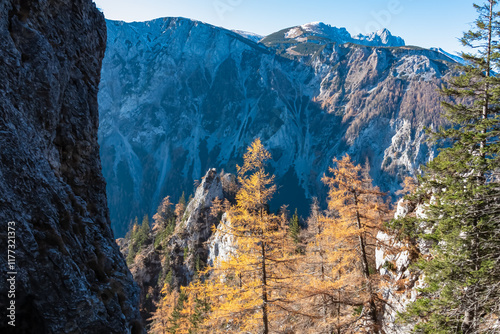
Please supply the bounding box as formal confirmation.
[189,138,301,334]
[298,155,388,333]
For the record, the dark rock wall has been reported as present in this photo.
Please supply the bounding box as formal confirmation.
[0,0,142,333]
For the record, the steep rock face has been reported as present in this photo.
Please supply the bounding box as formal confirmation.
[121,241,161,323]
[165,168,224,286]
[99,17,454,236]
[207,213,235,267]
[0,0,141,333]
[120,169,234,324]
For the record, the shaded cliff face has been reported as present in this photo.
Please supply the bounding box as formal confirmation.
[99,17,454,237]
[0,0,141,333]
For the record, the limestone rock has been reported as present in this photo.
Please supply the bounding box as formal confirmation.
[207,213,236,267]
[167,168,224,285]
[123,169,232,324]
[376,199,423,333]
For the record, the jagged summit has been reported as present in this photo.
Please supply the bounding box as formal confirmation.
[261,21,405,50]
[353,27,405,47]
[292,21,352,43]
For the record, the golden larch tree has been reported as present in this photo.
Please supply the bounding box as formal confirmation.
[150,283,201,334]
[300,155,388,333]
[192,138,301,334]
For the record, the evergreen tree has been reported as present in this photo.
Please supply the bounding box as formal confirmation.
[154,196,174,225]
[150,284,177,334]
[289,208,301,245]
[397,1,500,332]
[126,215,151,264]
[153,197,176,249]
[150,284,196,334]
[137,215,150,246]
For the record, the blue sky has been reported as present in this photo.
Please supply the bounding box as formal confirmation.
[94,0,478,54]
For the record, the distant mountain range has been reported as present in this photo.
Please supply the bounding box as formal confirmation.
[98,17,458,237]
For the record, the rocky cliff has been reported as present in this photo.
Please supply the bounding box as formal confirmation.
[0,0,141,332]
[120,169,235,324]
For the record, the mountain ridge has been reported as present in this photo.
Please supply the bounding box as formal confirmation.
[266,21,406,48]
[99,16,457,237]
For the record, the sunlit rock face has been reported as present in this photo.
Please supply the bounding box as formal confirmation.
[99,17,456,237]
[120,168,234,324]
[376,198,433,334]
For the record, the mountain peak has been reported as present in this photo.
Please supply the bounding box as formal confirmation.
[353,28,405,47]
[300,21,347,34]
[292,21,351,43]
[265,22,405,49]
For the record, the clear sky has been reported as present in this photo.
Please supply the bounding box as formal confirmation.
[94,0,478,54]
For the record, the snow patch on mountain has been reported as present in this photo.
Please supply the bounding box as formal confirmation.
[232,30,263,43]
[300,22,352,43]
[430,47,465,64]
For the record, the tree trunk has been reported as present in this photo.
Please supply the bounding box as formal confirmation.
[353,192,378,333]
[261,241,269,334]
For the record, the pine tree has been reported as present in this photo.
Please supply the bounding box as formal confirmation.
[397,1,500,332]
[137,215,150,245]
[150,284,178,334]
[154,196,174,225]
[184,287,210,334]
[126,215,151,264]
[289,208,301,247]
[153,197,176,249]
[151,282,208,334]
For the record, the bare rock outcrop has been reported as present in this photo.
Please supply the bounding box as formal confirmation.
[376,199,429,334]
[122,168,235,325]
[166,168,224,286]
[0,0,142,332]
